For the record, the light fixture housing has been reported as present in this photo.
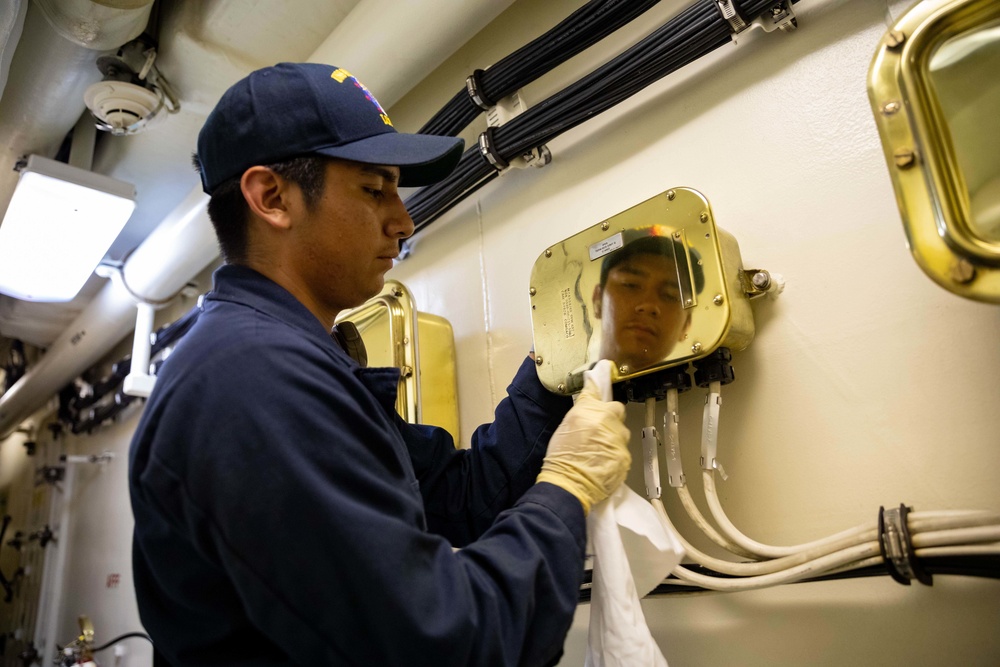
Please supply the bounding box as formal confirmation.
[0,155,136,302]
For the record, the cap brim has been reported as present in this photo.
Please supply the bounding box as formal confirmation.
[314,133,465,188]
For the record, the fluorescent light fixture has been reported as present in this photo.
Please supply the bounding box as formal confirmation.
[0,155,136,302]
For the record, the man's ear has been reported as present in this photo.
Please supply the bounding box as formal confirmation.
[241,166,294,231]
[592,284,603,319]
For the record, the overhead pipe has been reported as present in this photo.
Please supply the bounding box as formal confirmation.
[307,0,517,110]
[0,0,516,438]
[0,0,153,217]
[0,0,27,102]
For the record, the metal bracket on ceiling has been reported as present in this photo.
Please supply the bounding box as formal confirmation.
[716,0,798,36]
[753,1,797,33]
[476,89,552,173]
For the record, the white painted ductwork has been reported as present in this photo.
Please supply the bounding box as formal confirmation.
[0,0,514,438]
[0,0,28,101]
[0,0,153,215]
[32,0,154,51]
[308,0,516,109]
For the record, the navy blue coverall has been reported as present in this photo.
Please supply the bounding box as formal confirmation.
[129,265,584,666]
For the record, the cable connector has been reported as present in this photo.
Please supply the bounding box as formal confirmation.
[699,388,721,471]
[664,391,685,488]
[641,426,663,500]
[878,504,933,586]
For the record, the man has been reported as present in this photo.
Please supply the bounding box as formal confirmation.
[128,63,632,666]
[592,233,702,372]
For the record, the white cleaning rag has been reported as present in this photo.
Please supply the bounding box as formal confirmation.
[581,361,686,667]
[584,485,684,667]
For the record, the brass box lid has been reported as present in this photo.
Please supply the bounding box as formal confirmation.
[529,187,754,395]
[337,280,460,442]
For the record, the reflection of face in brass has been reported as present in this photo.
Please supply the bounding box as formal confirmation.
[592,240,692,372]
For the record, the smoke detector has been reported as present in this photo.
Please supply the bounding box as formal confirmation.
[84,80,164,135]
[83,38,179,136]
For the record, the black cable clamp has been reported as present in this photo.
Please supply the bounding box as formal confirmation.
[465,69,496,111]
[620,364,693,403]
[878,504,933,586]
[692,347,735,388]
[477,126,510,172]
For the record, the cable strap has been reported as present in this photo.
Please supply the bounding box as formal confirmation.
[465,69,496,110]
[879,504,933,586]
[477,126,510,171]
[713,0,748,33]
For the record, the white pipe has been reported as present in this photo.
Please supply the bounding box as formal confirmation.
[32,0,152,51]
[123,302,156,398]
[119,187,214,302]
[36,461,77,667]
[0,0,153,220]
[307,0,517,109]
[0,0,28,102]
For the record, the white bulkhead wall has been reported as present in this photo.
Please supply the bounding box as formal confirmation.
[2,0,997,665]
[387,0,1000,664]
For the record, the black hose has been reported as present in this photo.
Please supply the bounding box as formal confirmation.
[91,632,153,653]
[406,0,776,233]
[419,0,666,137]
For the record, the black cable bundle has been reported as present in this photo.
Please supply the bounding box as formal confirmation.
[404,0,780,239]
[419,0,664,137]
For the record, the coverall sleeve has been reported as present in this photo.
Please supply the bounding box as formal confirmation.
[132,342,585,667]
[401,356,575,546]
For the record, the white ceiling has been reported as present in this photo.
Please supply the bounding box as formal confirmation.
[0,0,362,347]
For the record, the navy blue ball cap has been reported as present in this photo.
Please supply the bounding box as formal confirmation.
[196,62,464,193]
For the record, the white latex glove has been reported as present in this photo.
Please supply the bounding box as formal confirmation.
[537,361,631,514]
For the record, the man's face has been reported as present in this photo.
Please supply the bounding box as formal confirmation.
[288,159,413,321]
[593,252,691,371]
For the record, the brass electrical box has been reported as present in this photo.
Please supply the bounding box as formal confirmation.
[529,187,755,395]
[868,0,1000,302]
[337,280,460,442]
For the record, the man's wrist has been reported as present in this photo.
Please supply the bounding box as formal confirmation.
[536,471,590,515]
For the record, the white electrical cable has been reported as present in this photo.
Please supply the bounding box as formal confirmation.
[650,497,880,577]
[670,542,883,592]
[647,490,998,591]
[702,469,872,558]
[637,367,1000,593]
[915,544,1000,558]
[909,512,1000,532]
[644,397,655,429]
[675,484,760,560]
[692,380,880,559]
[652,387,758,559]
[911,526,1000,549]
[909,509,997,520]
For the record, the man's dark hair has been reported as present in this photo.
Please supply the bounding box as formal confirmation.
[600,234,705,293]
[194,154,331,263]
